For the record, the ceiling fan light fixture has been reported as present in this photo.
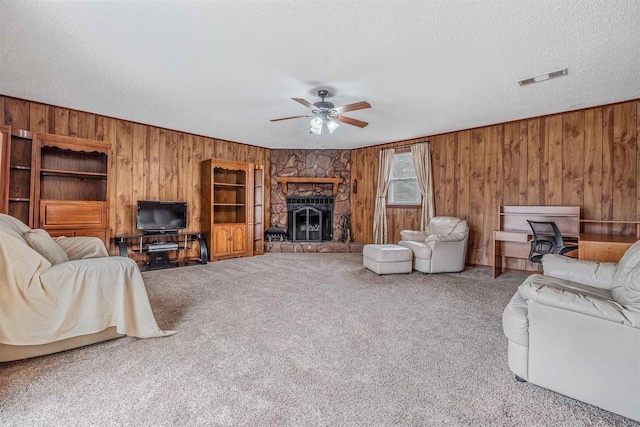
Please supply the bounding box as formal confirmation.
[273,90,371,135]
[326,119,340,134]
[310,117,323,135]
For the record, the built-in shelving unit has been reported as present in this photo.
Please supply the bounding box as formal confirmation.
[0,127,35,226]
[201,158,264,261]
[1,129,111,242]
[34,134,111,244]
[252,165,264,255]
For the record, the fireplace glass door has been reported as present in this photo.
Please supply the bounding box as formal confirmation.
[293,207,322,242]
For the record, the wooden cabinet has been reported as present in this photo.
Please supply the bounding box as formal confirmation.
[34,133,111,245]
[40,200,108,241]
[212,224,246,257]
[578,233,637,262]
[201,159,263,261]
[0,129,111,244]
[0,127,36,226]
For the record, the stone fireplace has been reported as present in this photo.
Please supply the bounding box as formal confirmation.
[270,149,350,241]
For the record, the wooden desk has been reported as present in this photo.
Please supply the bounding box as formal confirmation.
[492,230,531,278]
[493,206,580,278]
[578,233,637,262]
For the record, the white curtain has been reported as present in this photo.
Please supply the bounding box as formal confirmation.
[373,148,395,243]
[411,142,435,231]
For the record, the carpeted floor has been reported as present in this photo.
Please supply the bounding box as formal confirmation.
[0,253,637,426]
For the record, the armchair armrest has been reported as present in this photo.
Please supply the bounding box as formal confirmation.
[518,275,638,327]
[54,236,109,260]
[542,254,616,290]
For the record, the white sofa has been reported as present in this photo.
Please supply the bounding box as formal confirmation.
[0,214,173,362]
[398,216,469,273]
[502,241,640,422]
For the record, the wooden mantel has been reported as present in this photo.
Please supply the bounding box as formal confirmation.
[276,177,343,196]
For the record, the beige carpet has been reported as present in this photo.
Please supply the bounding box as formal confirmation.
[0,253,637,426]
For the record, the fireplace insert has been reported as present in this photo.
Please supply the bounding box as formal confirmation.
[286,196,334,242]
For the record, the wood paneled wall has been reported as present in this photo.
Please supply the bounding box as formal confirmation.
[0,96,271,256]
[4,94,638,270]
[351,99,639,271]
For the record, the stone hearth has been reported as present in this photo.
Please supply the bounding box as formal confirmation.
[265,241,364,253]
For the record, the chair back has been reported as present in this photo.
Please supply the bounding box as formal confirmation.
[527,220,574,263]
[426,217,467,236]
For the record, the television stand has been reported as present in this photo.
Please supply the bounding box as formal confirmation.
[114,232,208,271]
[147,250,170,270]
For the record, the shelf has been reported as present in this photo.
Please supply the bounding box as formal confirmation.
[214,203,246,207]
[214,182,246,188]
[130,246,191,254]
[10,165,31,171]
[9,198,30,202]
[40,169,108,179]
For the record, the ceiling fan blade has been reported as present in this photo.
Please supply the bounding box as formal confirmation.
[334,115,368,128]
[292,98,317,110]
[332,101,371,114]
[270,115,310,122]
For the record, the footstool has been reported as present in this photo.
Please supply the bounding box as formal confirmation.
[363,244,413,275]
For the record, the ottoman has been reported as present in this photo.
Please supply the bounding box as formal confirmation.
[363,244,413,275]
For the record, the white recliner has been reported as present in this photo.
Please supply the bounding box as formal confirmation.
[502,241,640,422]
[398,216,469,273]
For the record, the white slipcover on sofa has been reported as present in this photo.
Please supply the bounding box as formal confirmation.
[502,241,640,421]
[0,214,174,362]
[398,216,469,273]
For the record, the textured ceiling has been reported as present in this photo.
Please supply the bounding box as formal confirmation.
[1,1,639,149]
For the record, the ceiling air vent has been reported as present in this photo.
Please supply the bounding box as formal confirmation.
[518,68,568,86]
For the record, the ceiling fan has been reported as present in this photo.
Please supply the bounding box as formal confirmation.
[271,89,371,135]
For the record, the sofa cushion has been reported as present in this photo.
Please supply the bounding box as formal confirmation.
[0,213,31,239]
[23,229,69,265]
[398,240,433,259]
[611,240,640,306]
[54,236,109,260]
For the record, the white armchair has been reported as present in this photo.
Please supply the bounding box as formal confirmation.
[398,216,469,273]
[502,241,640,421]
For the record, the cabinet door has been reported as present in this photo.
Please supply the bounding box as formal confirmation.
[230,225,246,255]
[213,225,232,257]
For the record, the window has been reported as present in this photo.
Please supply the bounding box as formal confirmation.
[387,152,421,206]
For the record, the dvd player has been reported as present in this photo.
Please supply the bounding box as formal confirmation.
[146,242,179,252]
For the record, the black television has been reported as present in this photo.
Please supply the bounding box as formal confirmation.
[136,200,187,233]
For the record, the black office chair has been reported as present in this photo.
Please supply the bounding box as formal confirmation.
[527,220,578,263]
